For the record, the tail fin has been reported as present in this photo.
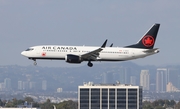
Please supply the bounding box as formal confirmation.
[125,23,160,49]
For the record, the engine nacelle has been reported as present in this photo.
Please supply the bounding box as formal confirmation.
[65,54,82,63]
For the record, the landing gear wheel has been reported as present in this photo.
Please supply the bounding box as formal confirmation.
[87,62,93,67]
[34,61,37,66]
[33,59,37,66]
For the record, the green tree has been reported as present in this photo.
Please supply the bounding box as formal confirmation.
[17,99,25,106]
[12,98,18,107]
[32,102,40,107]
[56,100,77,109]
[143,101,153,109]
[158,99,165,106]
[24,97,34,103]
[40,99,53,109]
[169,100,176,107]
[175,101,180,109]
[143,104,153,109]
[46,99,51,103]
[152,100,159,107]
[5,101,15,107]
[0,99,4,106]
[154,105,165,109]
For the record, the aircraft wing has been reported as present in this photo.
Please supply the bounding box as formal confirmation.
[81,40,107,61]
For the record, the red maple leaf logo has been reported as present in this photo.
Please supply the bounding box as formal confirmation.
[42,52,46,56]
[145,37,153,45]
[142,35,154,47]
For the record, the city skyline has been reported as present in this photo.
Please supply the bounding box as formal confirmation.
[0,63,180,93]
[0,63,180,102]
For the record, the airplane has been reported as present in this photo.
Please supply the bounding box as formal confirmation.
[21,23,160,67]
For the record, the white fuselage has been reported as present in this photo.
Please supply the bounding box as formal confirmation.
[21,45,158,62]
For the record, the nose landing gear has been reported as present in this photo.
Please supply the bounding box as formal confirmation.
[33,59,37,66]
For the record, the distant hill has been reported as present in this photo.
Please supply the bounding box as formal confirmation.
[0,62,178,92]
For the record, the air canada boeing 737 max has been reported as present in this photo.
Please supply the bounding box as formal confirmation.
[21,24,160,67]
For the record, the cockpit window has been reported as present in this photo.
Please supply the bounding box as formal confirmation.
[25,48,34,51]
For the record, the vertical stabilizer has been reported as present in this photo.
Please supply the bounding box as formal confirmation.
[125,24,160,49]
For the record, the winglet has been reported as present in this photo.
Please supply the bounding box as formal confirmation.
[110,43,113,47]
[101,39,107,48]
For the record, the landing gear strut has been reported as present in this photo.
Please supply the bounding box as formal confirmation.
[87,61,93,67]
[33,59,37,66]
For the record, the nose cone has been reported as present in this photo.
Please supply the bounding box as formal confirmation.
[21,51,26,56]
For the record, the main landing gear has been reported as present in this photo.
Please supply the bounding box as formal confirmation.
[87,61,93,67]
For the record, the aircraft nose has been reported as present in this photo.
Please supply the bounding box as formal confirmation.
[21,51,26,56]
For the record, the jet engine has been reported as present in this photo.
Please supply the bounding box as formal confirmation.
[65,54,82,63]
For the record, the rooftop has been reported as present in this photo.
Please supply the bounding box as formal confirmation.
[82,82,133,86]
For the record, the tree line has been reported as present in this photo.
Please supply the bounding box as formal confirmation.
[143,99,180,109]
[1,97,180,109]
[0,97,77,109]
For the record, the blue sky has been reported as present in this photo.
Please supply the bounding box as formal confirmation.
[0,1,180,67]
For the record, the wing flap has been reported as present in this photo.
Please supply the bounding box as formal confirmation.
[81,48,102,61]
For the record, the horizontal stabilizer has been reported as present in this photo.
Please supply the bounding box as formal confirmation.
[143,48,159,53]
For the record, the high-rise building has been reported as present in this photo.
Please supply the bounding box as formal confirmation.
[178,75,180,89]
[109,67,132,84]
[130,76,136,85]
[117,67,131,84]
[57,88,63,93]
[167,68,180,89]
[42,80,47,91]
[102,72,114,84]
[150,83,156,92]
[140,70,149,90]
[102,72,106,83]
[78,82,142,109]
[18,81,23,90]
[29,82,36,90]
[102,67,132,84]
[0,83,5,91]
[156,68,168,92]
[23,81,29,90]
[4,78,11,90]
[166,82,180,92]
